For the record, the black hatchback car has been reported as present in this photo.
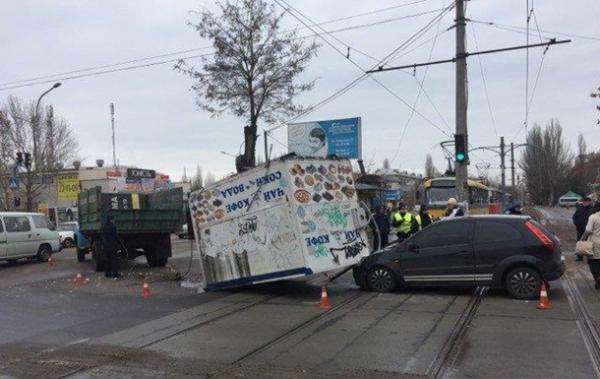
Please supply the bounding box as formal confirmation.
[354,216,565,299]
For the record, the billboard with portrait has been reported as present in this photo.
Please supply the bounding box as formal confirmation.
[287,117,361,159]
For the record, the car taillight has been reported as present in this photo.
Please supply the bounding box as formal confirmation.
[525,221,554,251]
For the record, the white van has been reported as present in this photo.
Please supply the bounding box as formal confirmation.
[0,212,61,263]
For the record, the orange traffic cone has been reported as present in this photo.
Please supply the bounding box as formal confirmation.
[141,280,151,298]
[74,273,85,288]
[537,282,552,310]
[319,286,331,310]
[47,256,54,267]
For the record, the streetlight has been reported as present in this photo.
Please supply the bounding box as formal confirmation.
[32,82,61,169]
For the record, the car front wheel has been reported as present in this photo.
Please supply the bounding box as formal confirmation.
[504,266,542,300]
[367,266,397,293]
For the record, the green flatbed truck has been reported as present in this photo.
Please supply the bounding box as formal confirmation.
[78,186,183,271]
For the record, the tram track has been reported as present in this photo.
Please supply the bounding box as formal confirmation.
[204,290,371,378]
[428,286,487,378]
[563,273,600,379]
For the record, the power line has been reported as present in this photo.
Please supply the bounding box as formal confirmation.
[470,19,600,42]
[470,21,499,138]
[268,0,455,137]
[0,47,214,87]
[1,3,442,89]
[390,1,449,165]
[0,53,215,91]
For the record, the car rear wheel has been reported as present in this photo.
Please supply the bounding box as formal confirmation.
[37,246,52,262]
[504,266,541,300]
[63,238,75,248]
[367,266,396,293]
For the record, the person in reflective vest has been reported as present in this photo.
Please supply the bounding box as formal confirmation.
[392,203,417,242]
[415,205,433,230]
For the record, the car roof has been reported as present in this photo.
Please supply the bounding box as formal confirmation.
[0,212,45,217]
[437,215,530,223]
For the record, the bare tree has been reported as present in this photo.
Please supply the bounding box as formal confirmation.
[191,165,204,191]
[382,158,390,170]
[176,0,319,171]
[591,86,600,126]
[0,96,79,211]
[205,172,217,186]
[424,154,438,178]
[519,119,573,205]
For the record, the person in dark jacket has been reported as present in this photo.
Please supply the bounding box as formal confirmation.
[573,197,593,261]
[416,205,433,229]
[508,204,523,215]
[102,215,120,278]
[373,205,390,249]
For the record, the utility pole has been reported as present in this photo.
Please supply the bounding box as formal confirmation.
[110,103,116,168]
[455,0,468,203]
[366,2,570,205]
[510,142,515,193]
[500,137,506,194]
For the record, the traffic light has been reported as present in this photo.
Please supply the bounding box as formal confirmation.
[16,152,23,166]
[14,197,21,208]
[454,134,468,163]
[24,153,31,169]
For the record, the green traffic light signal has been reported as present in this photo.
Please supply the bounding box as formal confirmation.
[456,152,465,162]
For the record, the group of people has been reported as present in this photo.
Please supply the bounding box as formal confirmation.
[573,197,600,289]
[372,197,465,248]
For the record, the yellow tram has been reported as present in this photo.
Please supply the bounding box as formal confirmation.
[422,177,495,219]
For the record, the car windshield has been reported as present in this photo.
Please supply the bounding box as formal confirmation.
[427,187,455,207]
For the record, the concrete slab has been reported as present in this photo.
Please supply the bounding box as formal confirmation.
[247,293,471,376]
[447,314,597,378]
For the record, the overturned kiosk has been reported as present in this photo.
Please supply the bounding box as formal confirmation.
[189,155,372,290]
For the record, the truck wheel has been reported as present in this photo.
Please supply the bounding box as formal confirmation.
[147,256,168,268]
[77,247,86,262]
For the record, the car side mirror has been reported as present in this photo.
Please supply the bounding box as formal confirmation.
[407,243,419,252]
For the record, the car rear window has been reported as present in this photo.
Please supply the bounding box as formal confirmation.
[474,221,522,243]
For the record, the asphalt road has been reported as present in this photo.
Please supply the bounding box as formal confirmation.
[1,211,599,379]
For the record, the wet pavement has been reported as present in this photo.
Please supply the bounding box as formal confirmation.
[1,211,599,378]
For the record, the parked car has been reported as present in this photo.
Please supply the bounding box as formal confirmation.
[57,221,79,248]
[353,215,565,300]
[0,212,61,263]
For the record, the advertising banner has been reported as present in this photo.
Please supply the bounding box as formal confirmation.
[57,173,79,201]
[287,117,361,159]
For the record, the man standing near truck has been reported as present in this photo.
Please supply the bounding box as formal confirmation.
[102,216,120,278]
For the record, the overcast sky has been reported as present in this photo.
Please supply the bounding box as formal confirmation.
[1,0,599,183]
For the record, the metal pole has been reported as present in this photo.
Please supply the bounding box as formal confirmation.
[263,130,269,163]
[500,136,506,197]
[110,103,116,168]
[455,0,468,202]
[510,142,515,193]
